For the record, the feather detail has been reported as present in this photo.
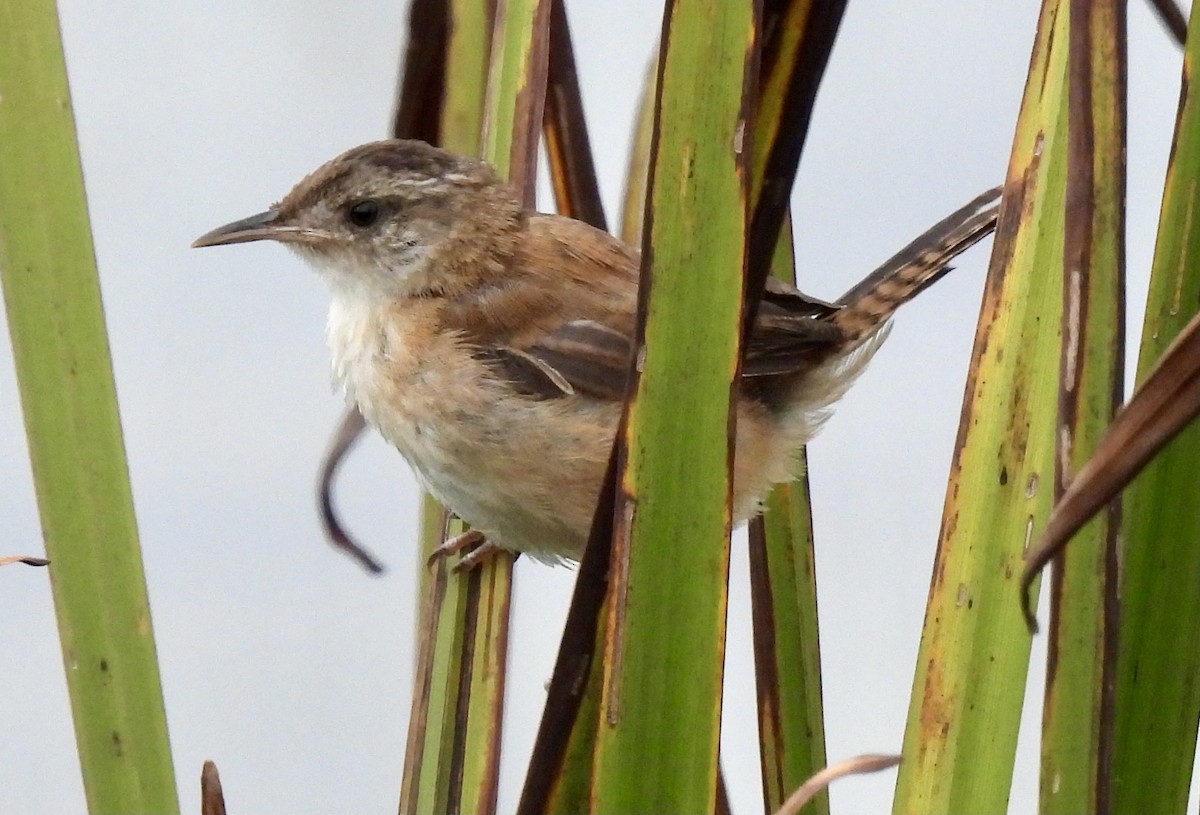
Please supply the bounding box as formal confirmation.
[832,186,1001,342]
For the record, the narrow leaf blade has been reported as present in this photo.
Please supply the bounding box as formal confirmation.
[0,1,177,811]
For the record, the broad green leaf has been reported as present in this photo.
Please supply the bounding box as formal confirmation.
[1110,0,1200,809]
[1037,1,1125,812]
[589,1,755,811]
[0,1,176,812]
[893,1,1067,810]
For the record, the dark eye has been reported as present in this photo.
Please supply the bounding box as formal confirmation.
[346,199,381,228]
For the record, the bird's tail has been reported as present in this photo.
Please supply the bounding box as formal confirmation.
[831,186,1002,342]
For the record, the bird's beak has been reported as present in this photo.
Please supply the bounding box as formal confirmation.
[192,209,314,248]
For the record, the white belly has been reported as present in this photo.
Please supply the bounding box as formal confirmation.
[327,294,614,561]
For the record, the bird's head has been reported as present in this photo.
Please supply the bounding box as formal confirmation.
[193,139,521,298]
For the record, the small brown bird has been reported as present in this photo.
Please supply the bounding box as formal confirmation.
[194,139,998,565]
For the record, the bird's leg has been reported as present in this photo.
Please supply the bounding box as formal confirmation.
[426,528,506,572]
[426,528,484,568]
[451,538,506,572]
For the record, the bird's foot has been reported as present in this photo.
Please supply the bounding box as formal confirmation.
[426,529,505,572]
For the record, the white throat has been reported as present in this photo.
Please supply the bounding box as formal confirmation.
[326,289,374,388]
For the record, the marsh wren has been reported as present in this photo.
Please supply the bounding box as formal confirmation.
[194,139,999,564]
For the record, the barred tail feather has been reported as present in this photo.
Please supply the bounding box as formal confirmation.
[832,186,1002,342]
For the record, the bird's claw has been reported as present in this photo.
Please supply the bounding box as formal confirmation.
[426,529,504,572]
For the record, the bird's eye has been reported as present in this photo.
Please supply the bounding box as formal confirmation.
[346,199,381,228]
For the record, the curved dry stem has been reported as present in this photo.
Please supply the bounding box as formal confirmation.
[772,753,902,815]
[0,555,49,566]
[1144,0,1187,47]
[316,407,384,575]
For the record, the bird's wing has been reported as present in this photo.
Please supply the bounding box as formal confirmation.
[474,319,634,400]
[445,214,640,401]
[459,187,1000,398]
[459,215,845,398]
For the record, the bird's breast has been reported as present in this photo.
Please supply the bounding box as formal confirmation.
[326,294,472,459]
[323,293,616,559]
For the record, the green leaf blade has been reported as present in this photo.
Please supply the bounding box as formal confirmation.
[893,1,1069,810]
[1111,1,1200,808]
[589,1,755,811]
[1038,1,1125,812]
[0,1,177,812]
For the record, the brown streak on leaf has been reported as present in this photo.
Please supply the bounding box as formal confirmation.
[747,517,787,805]
[940,177,1026,505]
[1041,0,1099,668]
[1039,3,1063,102]
[1171,182,1196,315]
[446,569,482,815]
[500,0,552,204]
[916,645,947,761]
[470,561,508,815]
[1042,7,1126,810]
[603,488,636,727]
[543,0,606,230]
[399,507,451,814]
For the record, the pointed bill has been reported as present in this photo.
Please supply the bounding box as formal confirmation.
[192,209,314,247]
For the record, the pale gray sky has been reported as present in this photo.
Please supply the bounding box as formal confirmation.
[1,2,1193,813]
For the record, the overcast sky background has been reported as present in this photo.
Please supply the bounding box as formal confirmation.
[2,2,1196,813]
